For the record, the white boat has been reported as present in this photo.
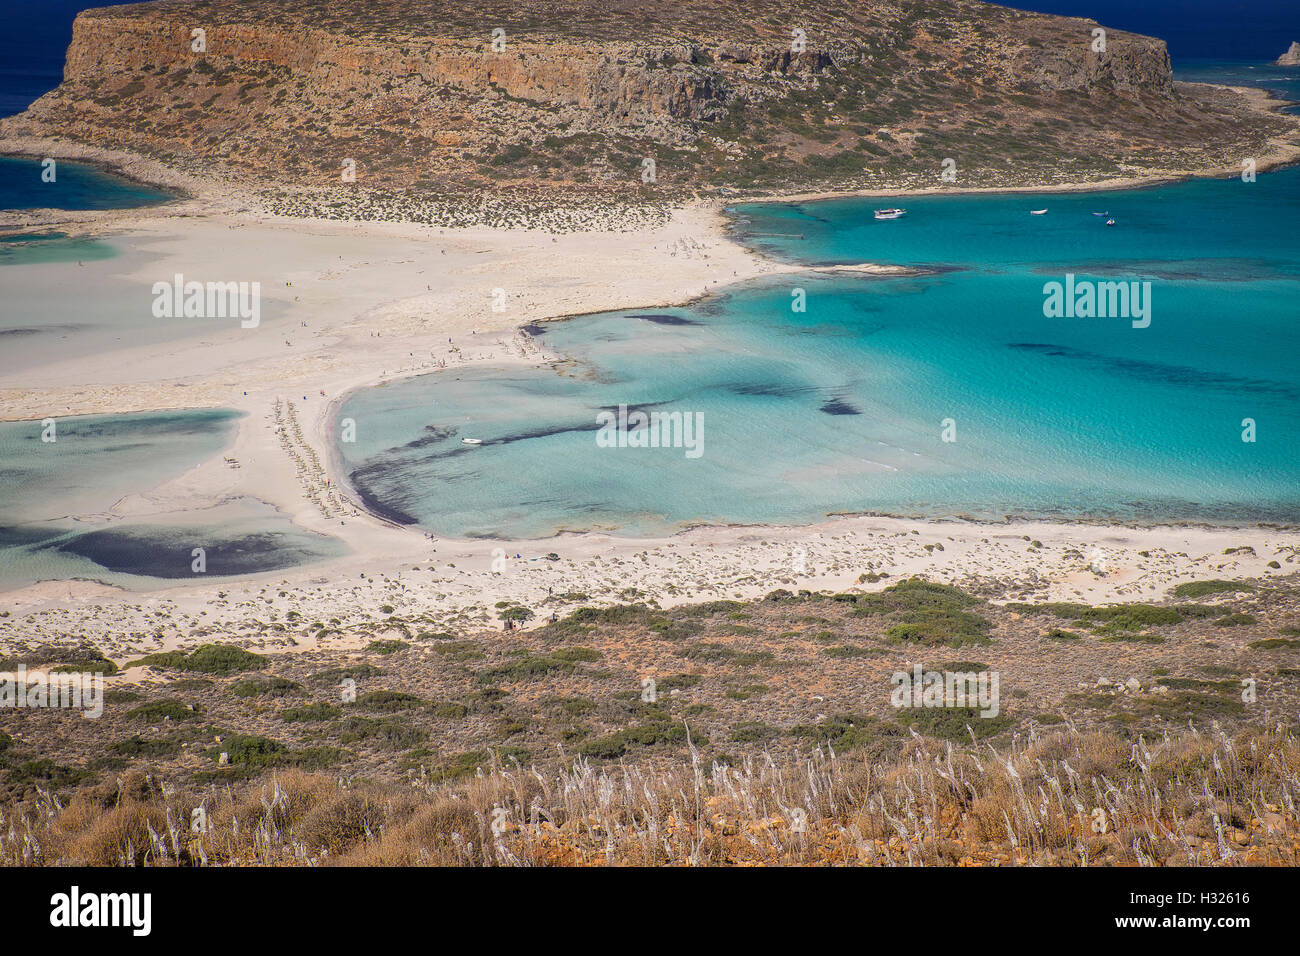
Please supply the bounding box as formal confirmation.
[460,438,483,445]
[874,208,906,220]
[1092,211,1109,217]
[1029,208,1048,215]
[1105,219,1117,227]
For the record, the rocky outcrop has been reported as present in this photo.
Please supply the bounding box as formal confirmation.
[1275,42,1300,66]
[1010,34,1172,95]
[4,0,1289,208]
[44,3,1174,124]
[56,15,769,124]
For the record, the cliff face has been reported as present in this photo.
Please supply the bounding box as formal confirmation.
[50,2,1172,122]
[0,0,1282,208]
[1276,42,1300,66]
[58,16,784,124]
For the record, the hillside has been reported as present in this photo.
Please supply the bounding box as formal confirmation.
[3,0,1297,223]
[4,575,1298,795]
[4,575,1300,865]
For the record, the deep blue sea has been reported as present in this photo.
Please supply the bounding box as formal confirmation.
[0,0,172,229]
[336,63,1300,539]
[0,0,136,118]
[1000,2,1298,62]
[0,155,172,212]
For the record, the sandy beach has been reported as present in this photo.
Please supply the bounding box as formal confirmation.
[2,135,1299,658]
[10,0,1300,885]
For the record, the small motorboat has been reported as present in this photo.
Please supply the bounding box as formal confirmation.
[460,438,483,445]
[1092,211,1109,217]
[1029,208,1048,215]
[1105,219,1117,227]
[874,208,906,220]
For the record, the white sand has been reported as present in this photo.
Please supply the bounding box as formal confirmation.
[1,186,1297,650]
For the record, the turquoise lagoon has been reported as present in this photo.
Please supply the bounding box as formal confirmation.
[0,410,344,589]
[337,166,1300,539]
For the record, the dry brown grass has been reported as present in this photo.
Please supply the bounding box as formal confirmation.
[5,723,1298,866]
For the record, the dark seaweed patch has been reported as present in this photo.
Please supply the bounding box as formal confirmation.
[627,314,702,326]
[1009,343,1297,399]
[55,526,340,576]
[346,478,419,525]
[820,398,861,415]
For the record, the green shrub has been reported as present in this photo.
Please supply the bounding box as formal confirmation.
[354,690,425,712]
[108,736,182,758]
[548,696,597,716]
[1087,606,1182,633]
[902,707,1013,742]
[822,645,879,658]
[729,722,780,743]
[656,674,702,691]
[886,608,991,647]
[577,721,703,758]
[430,701,470,719]
[133,643,267,674]
[211,734,286,767]
[1214,614,1256,627]
[231,676,302,697]
[478,649,600,682]
[1250,637,1300,649]
[340,717,426,749]
[676,643,775,665]
[791,714,902,752]
[1172,580,1254,599]
[280,703,342,722]
[128,700,199,722]
[1004,602,1090,617]
[51,656,117,676]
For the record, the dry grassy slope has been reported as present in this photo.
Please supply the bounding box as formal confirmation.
[8,726,1300,866]
[3,577,1299,803]
[4,576,1300,865]
[3,0,1293,211]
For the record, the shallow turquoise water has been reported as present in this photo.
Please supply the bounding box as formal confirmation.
[338,160,1300,537]
[0,410,344,588]
[0,231,118,266]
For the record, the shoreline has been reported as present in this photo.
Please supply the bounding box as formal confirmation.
[5,76,1299,234]
[1,77,1299,608]
[722,82,1300,206]
[3,186,1299,606]
[3,511,1296,658]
